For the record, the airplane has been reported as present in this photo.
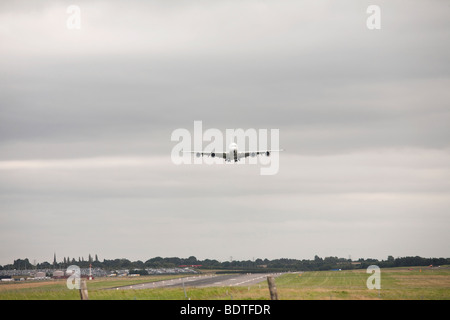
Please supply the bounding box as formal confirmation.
[184,142,284,163]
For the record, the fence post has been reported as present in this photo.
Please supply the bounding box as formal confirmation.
[267,276,278,300]
[80,278,89,300]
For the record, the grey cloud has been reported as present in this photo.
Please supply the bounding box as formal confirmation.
[0,0,449,264]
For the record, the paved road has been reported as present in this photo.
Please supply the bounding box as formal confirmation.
[112,273,283,290]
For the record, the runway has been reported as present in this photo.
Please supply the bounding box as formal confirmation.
[111,273,283,290]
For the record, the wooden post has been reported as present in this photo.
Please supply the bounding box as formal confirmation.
[80,278,89,300]
[182,278,188,300]
[267,276,278,300]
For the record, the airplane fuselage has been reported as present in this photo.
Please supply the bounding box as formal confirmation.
[228,143,238,162]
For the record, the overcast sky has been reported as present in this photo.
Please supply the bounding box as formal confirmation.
[1,0,449,265]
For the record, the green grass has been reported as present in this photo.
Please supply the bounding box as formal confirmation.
[1,267,449,300]
[272,267,450,300]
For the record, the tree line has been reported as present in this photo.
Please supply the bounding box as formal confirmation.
[1,255,449,272]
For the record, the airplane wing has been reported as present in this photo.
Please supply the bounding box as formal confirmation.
[183,151,227,159]
[239,149,284,159]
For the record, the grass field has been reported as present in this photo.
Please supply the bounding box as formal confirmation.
[1,267,449,300]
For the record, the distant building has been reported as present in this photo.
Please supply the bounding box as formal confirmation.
[53,270,64,278]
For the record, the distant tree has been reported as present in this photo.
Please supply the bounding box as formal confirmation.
[37,261,52,269]
[145,257,165,268]
[4,254,450,273]
[187,256,198,265]
[131,260,145,269]
[14,258,32,270]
